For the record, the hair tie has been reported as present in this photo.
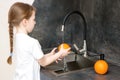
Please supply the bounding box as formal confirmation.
[10,53,13,57]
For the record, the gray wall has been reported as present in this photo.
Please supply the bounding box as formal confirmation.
[30,0,120,66]
[81,0,120,66]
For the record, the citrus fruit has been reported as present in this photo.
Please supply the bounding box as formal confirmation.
[58,43,70,51]
[94,60,108,75]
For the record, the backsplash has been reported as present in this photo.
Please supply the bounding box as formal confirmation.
[30,0,120,66]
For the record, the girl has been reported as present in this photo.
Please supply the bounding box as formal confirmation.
[7,2,70,80]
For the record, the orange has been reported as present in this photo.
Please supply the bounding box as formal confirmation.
[94,60,108,75]
[58,43,71,51]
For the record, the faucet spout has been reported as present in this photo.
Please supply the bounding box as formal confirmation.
[62,11,87,40]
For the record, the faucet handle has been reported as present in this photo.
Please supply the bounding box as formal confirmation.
[73,43,79,51]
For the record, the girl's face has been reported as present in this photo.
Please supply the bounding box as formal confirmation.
[26,11,36,33]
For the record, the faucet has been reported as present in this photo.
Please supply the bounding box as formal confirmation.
[61,11,87,71]
[62,11,87,57]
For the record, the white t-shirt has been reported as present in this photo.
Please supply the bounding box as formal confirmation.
[13,33,44,80]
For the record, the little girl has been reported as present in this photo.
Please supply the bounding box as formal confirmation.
[7,2,70,80]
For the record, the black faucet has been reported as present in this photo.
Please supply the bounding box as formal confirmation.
[61,11,88,57]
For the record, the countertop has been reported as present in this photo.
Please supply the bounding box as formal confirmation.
[40,63,120,80]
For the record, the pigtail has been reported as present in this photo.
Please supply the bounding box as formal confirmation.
[7,24,13,65]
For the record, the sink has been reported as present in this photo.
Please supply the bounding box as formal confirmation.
[43,51,98,76]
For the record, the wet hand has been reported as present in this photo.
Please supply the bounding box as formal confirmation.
[50,47,57,55]
[58,44,71,57]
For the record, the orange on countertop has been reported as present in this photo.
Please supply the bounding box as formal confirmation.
[94,60,108,75]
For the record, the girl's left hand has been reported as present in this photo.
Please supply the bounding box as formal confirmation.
[50,47,57,55]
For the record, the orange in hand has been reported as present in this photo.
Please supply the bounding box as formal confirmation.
[94,60,108,75]
[58,43,71,51]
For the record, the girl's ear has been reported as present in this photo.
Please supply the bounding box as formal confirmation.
[21,19,28,27]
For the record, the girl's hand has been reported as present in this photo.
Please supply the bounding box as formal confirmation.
[50,47,57,55]
[55,57,62,63]
[58,44,71,58]
[50,46,71,63]
[50,47,62,63]
[55,47,71,63]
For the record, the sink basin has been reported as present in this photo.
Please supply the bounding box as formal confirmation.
[43,51,98,76]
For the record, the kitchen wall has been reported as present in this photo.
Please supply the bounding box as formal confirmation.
[31,0,120,66]
[0,0,34,80]
[79,0,120,66]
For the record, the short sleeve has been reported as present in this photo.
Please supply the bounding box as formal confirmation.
[32,40,44,59]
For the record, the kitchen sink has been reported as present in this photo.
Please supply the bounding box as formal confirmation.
[43,51,98,76]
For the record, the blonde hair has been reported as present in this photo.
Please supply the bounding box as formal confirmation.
[7,2,36,65]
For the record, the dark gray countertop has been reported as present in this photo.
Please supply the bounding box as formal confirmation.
[40,63,120,80]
